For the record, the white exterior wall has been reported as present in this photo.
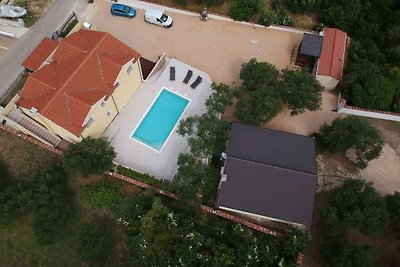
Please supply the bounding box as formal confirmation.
[316,74,339,90]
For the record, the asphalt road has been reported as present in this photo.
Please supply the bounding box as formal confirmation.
[0,0,87,99]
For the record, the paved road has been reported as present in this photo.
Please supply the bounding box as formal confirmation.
[0,0,87,99]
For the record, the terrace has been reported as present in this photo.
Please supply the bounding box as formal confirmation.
[102,57,213,180]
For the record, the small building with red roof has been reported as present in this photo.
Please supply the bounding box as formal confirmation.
[16,29,142,143]
[316,28,348,90]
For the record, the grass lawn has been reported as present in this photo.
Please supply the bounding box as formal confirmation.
[0,130,136,265]
[14,0,54,28]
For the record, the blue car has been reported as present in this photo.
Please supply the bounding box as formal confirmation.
[110,3,136,18]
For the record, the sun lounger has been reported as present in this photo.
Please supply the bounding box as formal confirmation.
[190,76,203,89]
[183,70,193,84]
[170,66,175,81]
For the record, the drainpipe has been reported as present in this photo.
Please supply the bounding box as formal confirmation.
[111,94,119,115]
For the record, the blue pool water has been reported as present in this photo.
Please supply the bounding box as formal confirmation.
[132,89,189,151]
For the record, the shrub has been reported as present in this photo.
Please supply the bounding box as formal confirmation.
[80,179,124,209]
[116,165,174,191]
[229,0,261,22]
[64,138,116,177]
[259,9,279,26]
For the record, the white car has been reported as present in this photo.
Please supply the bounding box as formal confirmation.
[144,9,173,28]
[0,5,27,18]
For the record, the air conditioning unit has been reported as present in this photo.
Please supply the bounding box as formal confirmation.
[30,107,38,115]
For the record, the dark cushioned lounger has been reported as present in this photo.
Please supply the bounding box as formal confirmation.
[183,69,193,84]
[190,76,203,89]
[170,66,175,81]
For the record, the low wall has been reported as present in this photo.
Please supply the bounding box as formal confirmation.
[337,95,400,122]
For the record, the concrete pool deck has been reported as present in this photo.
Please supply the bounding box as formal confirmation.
[102,57,213,180]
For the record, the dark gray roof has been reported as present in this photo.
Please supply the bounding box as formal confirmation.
[217,158,317,226]
[217,123,317,226]
[299,33,323,58]
[228,123,317,174]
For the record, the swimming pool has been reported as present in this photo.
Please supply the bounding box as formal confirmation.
[132,89,190,151]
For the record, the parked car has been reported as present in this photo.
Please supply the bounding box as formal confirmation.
[144,9,173,28]
[110,3,136,18]
[0,5,27,18]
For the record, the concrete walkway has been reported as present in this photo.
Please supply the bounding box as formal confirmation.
[0,0,88,99]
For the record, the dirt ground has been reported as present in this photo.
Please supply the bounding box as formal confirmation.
[359,118,400,195]
[92,0,304,85]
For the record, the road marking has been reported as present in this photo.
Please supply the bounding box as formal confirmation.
[0,45,8,50]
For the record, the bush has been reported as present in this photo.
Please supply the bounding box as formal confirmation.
[80,179,124,209]
[116,165,174,191]
[229,0,261,21]
[259,9,279,26]
[322,179,389,236]
[78,220,115,265]
[64,138,116,177]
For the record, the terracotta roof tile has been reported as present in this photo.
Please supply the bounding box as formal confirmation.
[22,37,58,71]
[17,29,141,137]
[317,28,347,80]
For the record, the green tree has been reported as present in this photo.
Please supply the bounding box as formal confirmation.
[234,58,282,125]
[64,138,116,176]
[205,83,234,113]
[239,58,279,90]
[322,179,389,236]
[178,113,230,157]
[281,69,324,115]
[386,192,400,239]
[351,74,395,110]
[135,197,179,266]
[317,117,384,168]
[78,220,115,265]
[234,85,282,125]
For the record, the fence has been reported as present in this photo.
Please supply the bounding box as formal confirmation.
[337,94,400,122]
[0,70,26,106]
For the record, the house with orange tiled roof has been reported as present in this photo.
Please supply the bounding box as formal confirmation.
[15,29,142,143]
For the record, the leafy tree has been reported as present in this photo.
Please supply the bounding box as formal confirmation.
[64,138,116,176]
[234,58,282,125]
[234,85,282,125]
[322,179,389,236]
[351,74,395,110]
[281,69,324,115]
[133,197,179,266]
[229,0,261,21]
[205,83,234,113]
[178,113,230,157]
[78,220,115,265]
[281,230,309,262]
[239,58,279,90]
[317,117,384,168]
[386,192,400,239]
